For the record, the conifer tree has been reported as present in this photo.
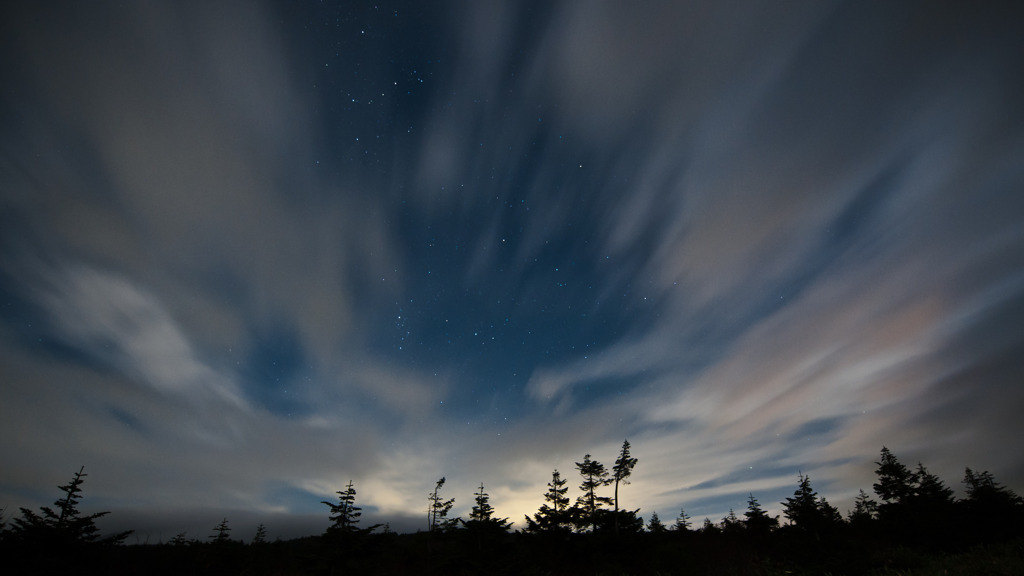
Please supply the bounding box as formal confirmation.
[913,463,954,508]
[575,454,612,532]
[10,466,131,546]
[962,468,1024,540]
[743,494,778,535]
[647,511,666,533]
[673,508,692,532]
[427,477,456,532]
[462,483,511,531]
[251,523,268,545]
[721,508,742,533]
[873,446,916,508]
[611,439,638,535]
[323,480,362,534]
[700,517,719,534]
[963,468,1023,509]
[848,489,878,528]
[525,469,572,534]
[210,518,232,544]
[782,473,840,537]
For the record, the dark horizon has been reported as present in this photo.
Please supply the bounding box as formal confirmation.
[2,0,1023,539]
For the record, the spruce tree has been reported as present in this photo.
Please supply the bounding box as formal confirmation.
[720,508,742,534]
[962,468,1024,541]
[427,477,456,532]
[611,440,638,535]
[743,494,778,535]
[700,517,719,534]
[913,463,954,507]
[323,480,362,534]
[647,511,666,533]
[673,508,692,532]
[210,518,232,544]
[848,489,878,528]
[782,473,839,537]
[873,447,916,508]
[463,483,511,531]
[525,469,572,534]
[10,466,131,546]
[251,523,268,545]
[575,454,612,532]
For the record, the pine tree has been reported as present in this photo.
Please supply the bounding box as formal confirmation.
[963,468,1023,509]
[525,469,572,534]
[575,454,612,532]
[721,508,742,534]
[10,466,131,546]
[647,511,666,533]
[743,494,778,535]
[323,480,362,534]
[427,477,456,532]
[782,473,839,537]
[962,468,1024,541]
[848,489,878,528]
[913,463,954,507]
[873,446,916,508]
[251,523,268,545]
[611,439,638,535]
[782,473,818,528]
[673,508,692,532]
[700,517,719,534]
[462,483,511,532]
[210,518,232,544]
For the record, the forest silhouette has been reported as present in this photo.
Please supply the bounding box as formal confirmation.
[3,444,1023,575]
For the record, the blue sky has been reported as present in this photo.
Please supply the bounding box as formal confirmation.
[2,1,1023,540]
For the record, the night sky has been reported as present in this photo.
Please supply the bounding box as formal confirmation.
[2,1,1023,540]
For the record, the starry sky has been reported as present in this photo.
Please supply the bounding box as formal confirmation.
[2,1,1023,540]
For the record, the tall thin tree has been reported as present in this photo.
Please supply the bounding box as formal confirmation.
[611,439,638,534]
[575,454,612,532]
[427,477,455,532]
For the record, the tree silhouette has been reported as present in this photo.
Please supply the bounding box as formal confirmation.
[963,468,1023,510]
[427,477,456,532]
[673,508,692,532]
[743,494,778,536]
[962,467,1024,541]
[525,469,572,534]
[848,489,878,529]
[782,473,840,537]
[575,454,612,532]
[872,447,958,544]
[720,508,742,534]
[913,463,954,505]
[873,447,915,508]
[9,466,130,546]
[647,511,666,533]
[251,523,268,545]
[462,482,511,532]
[611,439,638,535]
[210,518,232,544]
[323,480,362,534]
